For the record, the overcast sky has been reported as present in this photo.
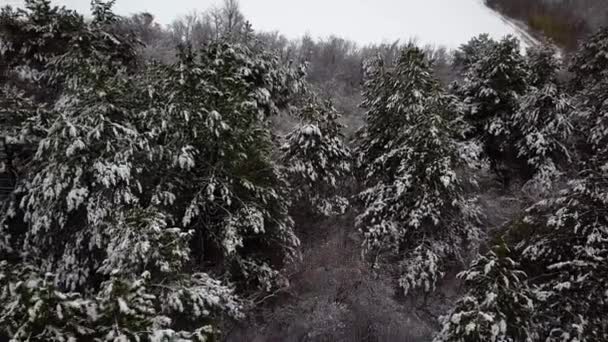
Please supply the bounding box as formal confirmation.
[8,0,524,48]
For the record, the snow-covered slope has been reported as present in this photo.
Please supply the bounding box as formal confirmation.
[476,0,539,47]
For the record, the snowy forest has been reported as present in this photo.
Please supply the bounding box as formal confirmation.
[1,0,608,341]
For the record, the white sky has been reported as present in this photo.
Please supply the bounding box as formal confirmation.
[4,0,524,48]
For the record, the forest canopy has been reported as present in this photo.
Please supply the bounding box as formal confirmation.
[1,0,608,341]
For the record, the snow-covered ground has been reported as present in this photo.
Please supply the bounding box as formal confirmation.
[46,0,537,48]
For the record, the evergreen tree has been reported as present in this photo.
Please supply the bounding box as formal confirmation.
[512,44,574,190]
[0,1,308,339]
[570,26,608,91]
[0,0,139,103]
[441,29,608,342]
[0,85,37,142]
[281,94,352,217]
[456,36,529,182]
[356,46,481,295]
[511,29,608,339]
[526,43,560,89]
[518,166,608,340]
[453,34,497,70]
[570,26,608,159]
[138,42,304,293]
[435,246,535,342]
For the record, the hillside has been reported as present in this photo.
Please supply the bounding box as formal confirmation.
[485,0,608,49]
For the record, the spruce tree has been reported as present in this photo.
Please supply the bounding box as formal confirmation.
[356,45,481,295]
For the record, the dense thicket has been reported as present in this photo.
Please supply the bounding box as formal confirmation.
[437,27,608,342]
[0,0,351,340]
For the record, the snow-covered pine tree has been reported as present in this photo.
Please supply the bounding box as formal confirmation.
[453,34,497,70]
[137,42,304,295]
[508,27,608,340]
[2,11,243,340]
[0,0,139,103]
[356,45,481,296]
[516,165,608,341]
[456,36,529,183]
[526,43,560,89]
[570,26,608,92]
[0,85,37,142]
[511,44,574,190]
[0,1,308,340]
[0,0,84,79]
[435,245,535,342]
[281,93,351,217]
[570,26,608,159]
[439,31,608,340]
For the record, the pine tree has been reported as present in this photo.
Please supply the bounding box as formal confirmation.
[517,167,608,341]
[570,26,608,159]
[356,45,481,296]
[0,85,37,142]
[456,36,529,182]
[0,0,139,103]
[281,94,352,217]
[453,34,497,70]
[440,29,608,342]
[511,44,574,190]
[1,32,242,340]
[570,26,608,91]
[0,0,85,77]
[0,2,308,339]
[137,42,304,294]
[509,29,608,340]
[435,246,535,342]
